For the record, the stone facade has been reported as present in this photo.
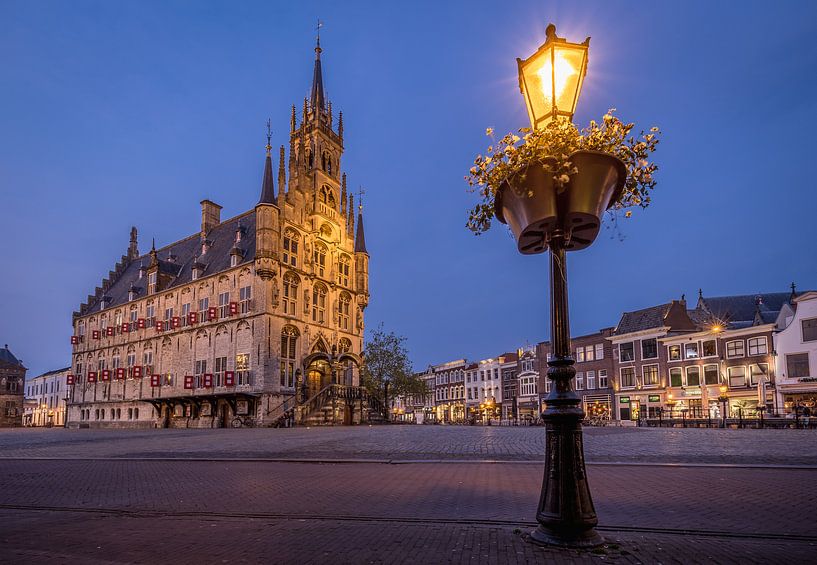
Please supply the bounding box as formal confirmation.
[66,41,370,429]
[0,345,26,428]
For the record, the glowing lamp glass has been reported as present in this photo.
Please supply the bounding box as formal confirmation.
[517,25,589,129]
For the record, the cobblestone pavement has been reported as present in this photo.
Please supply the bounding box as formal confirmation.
[2,425,817,465]
[0,458,815,563]
[2,427,816,563]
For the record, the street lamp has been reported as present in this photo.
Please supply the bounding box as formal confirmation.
[718,385,729,429]
[517,24,590,129]
[496,24,627,549]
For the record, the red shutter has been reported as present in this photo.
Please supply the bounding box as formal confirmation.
[67,374,75,385]
[203,373,213,388]
[92,330,100,340]
[101,369,110,381]
[106,327,114,336]
[150,374,161,387]
[121,323,129,333]
[188,312,198,325]
[133,366,142,378]
[229,302,239,316]
[224,371,235,386]
[171,316,181,329]
[70,335,78,344]
[116,367,125,379]
[88,371,97,383]
[184,375,194,389]
[208,307,217,321]
[137,318,146,329]
[155,320,164,332]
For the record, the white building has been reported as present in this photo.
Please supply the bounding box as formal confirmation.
[25,367,70,427]
[774,290,817,414]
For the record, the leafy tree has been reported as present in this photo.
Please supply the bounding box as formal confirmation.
[360,326,425,404]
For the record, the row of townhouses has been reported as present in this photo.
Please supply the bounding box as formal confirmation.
[394,288,817,425]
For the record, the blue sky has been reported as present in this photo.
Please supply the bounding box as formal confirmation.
[2,0,816,378]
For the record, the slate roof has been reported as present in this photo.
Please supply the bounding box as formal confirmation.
[31,367,71,379]
[82,211,256,314]
[497,352,519,363]
[701,292,792,325]
[614,303,673,335]
[0,345,23,367]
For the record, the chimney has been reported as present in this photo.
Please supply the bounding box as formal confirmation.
[200,200,222,236]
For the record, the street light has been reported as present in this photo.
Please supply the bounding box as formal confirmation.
[498,24,627,549]
[718,384,729,429]
[517,24,590,129]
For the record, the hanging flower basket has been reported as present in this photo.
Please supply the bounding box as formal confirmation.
[495,150,626,253]
[467,111,661,249]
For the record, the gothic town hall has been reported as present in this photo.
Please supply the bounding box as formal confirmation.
[67,40,376,428]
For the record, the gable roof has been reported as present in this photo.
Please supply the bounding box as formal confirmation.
[81,211,256,314]
[700,292,791,324]
[615,303,672,334]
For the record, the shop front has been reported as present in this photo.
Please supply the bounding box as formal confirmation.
[517,398,538,423]
[617,393,664,421]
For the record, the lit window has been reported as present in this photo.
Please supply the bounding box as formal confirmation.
[283,230,300,267]
[313,243,327,278]
[598,370,608,388]
[338,292,351,331]
[726,340,745,358]
[748,337,767,356]
[312,284,327,324]
[643,364,659,386]
[684,343,699,359]
[280,327,298,388]
[338,255,351,287]
[668,345,681,361]
[619,367,636,388]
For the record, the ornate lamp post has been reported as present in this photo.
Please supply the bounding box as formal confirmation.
[718,385,729,428]
[496,24,628,548]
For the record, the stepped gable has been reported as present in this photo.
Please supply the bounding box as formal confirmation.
[82,211,256,313]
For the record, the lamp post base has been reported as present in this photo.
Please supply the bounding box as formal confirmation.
[529,524,604,549]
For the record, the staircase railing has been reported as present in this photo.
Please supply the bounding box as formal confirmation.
[297,384,387,424]
[266,394,297,427]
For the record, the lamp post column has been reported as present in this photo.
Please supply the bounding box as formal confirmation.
[532,233,602,548]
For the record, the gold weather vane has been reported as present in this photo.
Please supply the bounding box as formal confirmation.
[316,18,323,45]
[265,119,272,155]
[357,186,366,211]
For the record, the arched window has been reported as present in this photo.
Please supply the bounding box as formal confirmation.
[313,243,327,277]
[280,325,299,388]
[283,272,299,315]
[338,292,351,331]
[312,283,327,324]
[339,338,353,385]
[338,254,351,287]
[283,229,300,267]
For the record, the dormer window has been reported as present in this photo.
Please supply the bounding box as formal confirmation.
[138,264,146,279]
[148,271,157,294]
[230,255,238,267]
[128,288,137,301]
[192,268,199,281]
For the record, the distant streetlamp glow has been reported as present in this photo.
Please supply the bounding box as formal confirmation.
[517,24,590,129]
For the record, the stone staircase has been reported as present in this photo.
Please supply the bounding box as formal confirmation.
[297,384,385,426]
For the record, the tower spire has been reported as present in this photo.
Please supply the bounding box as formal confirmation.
[310,19,326,113]
[259,120,276,204]
[355,190,367,254]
